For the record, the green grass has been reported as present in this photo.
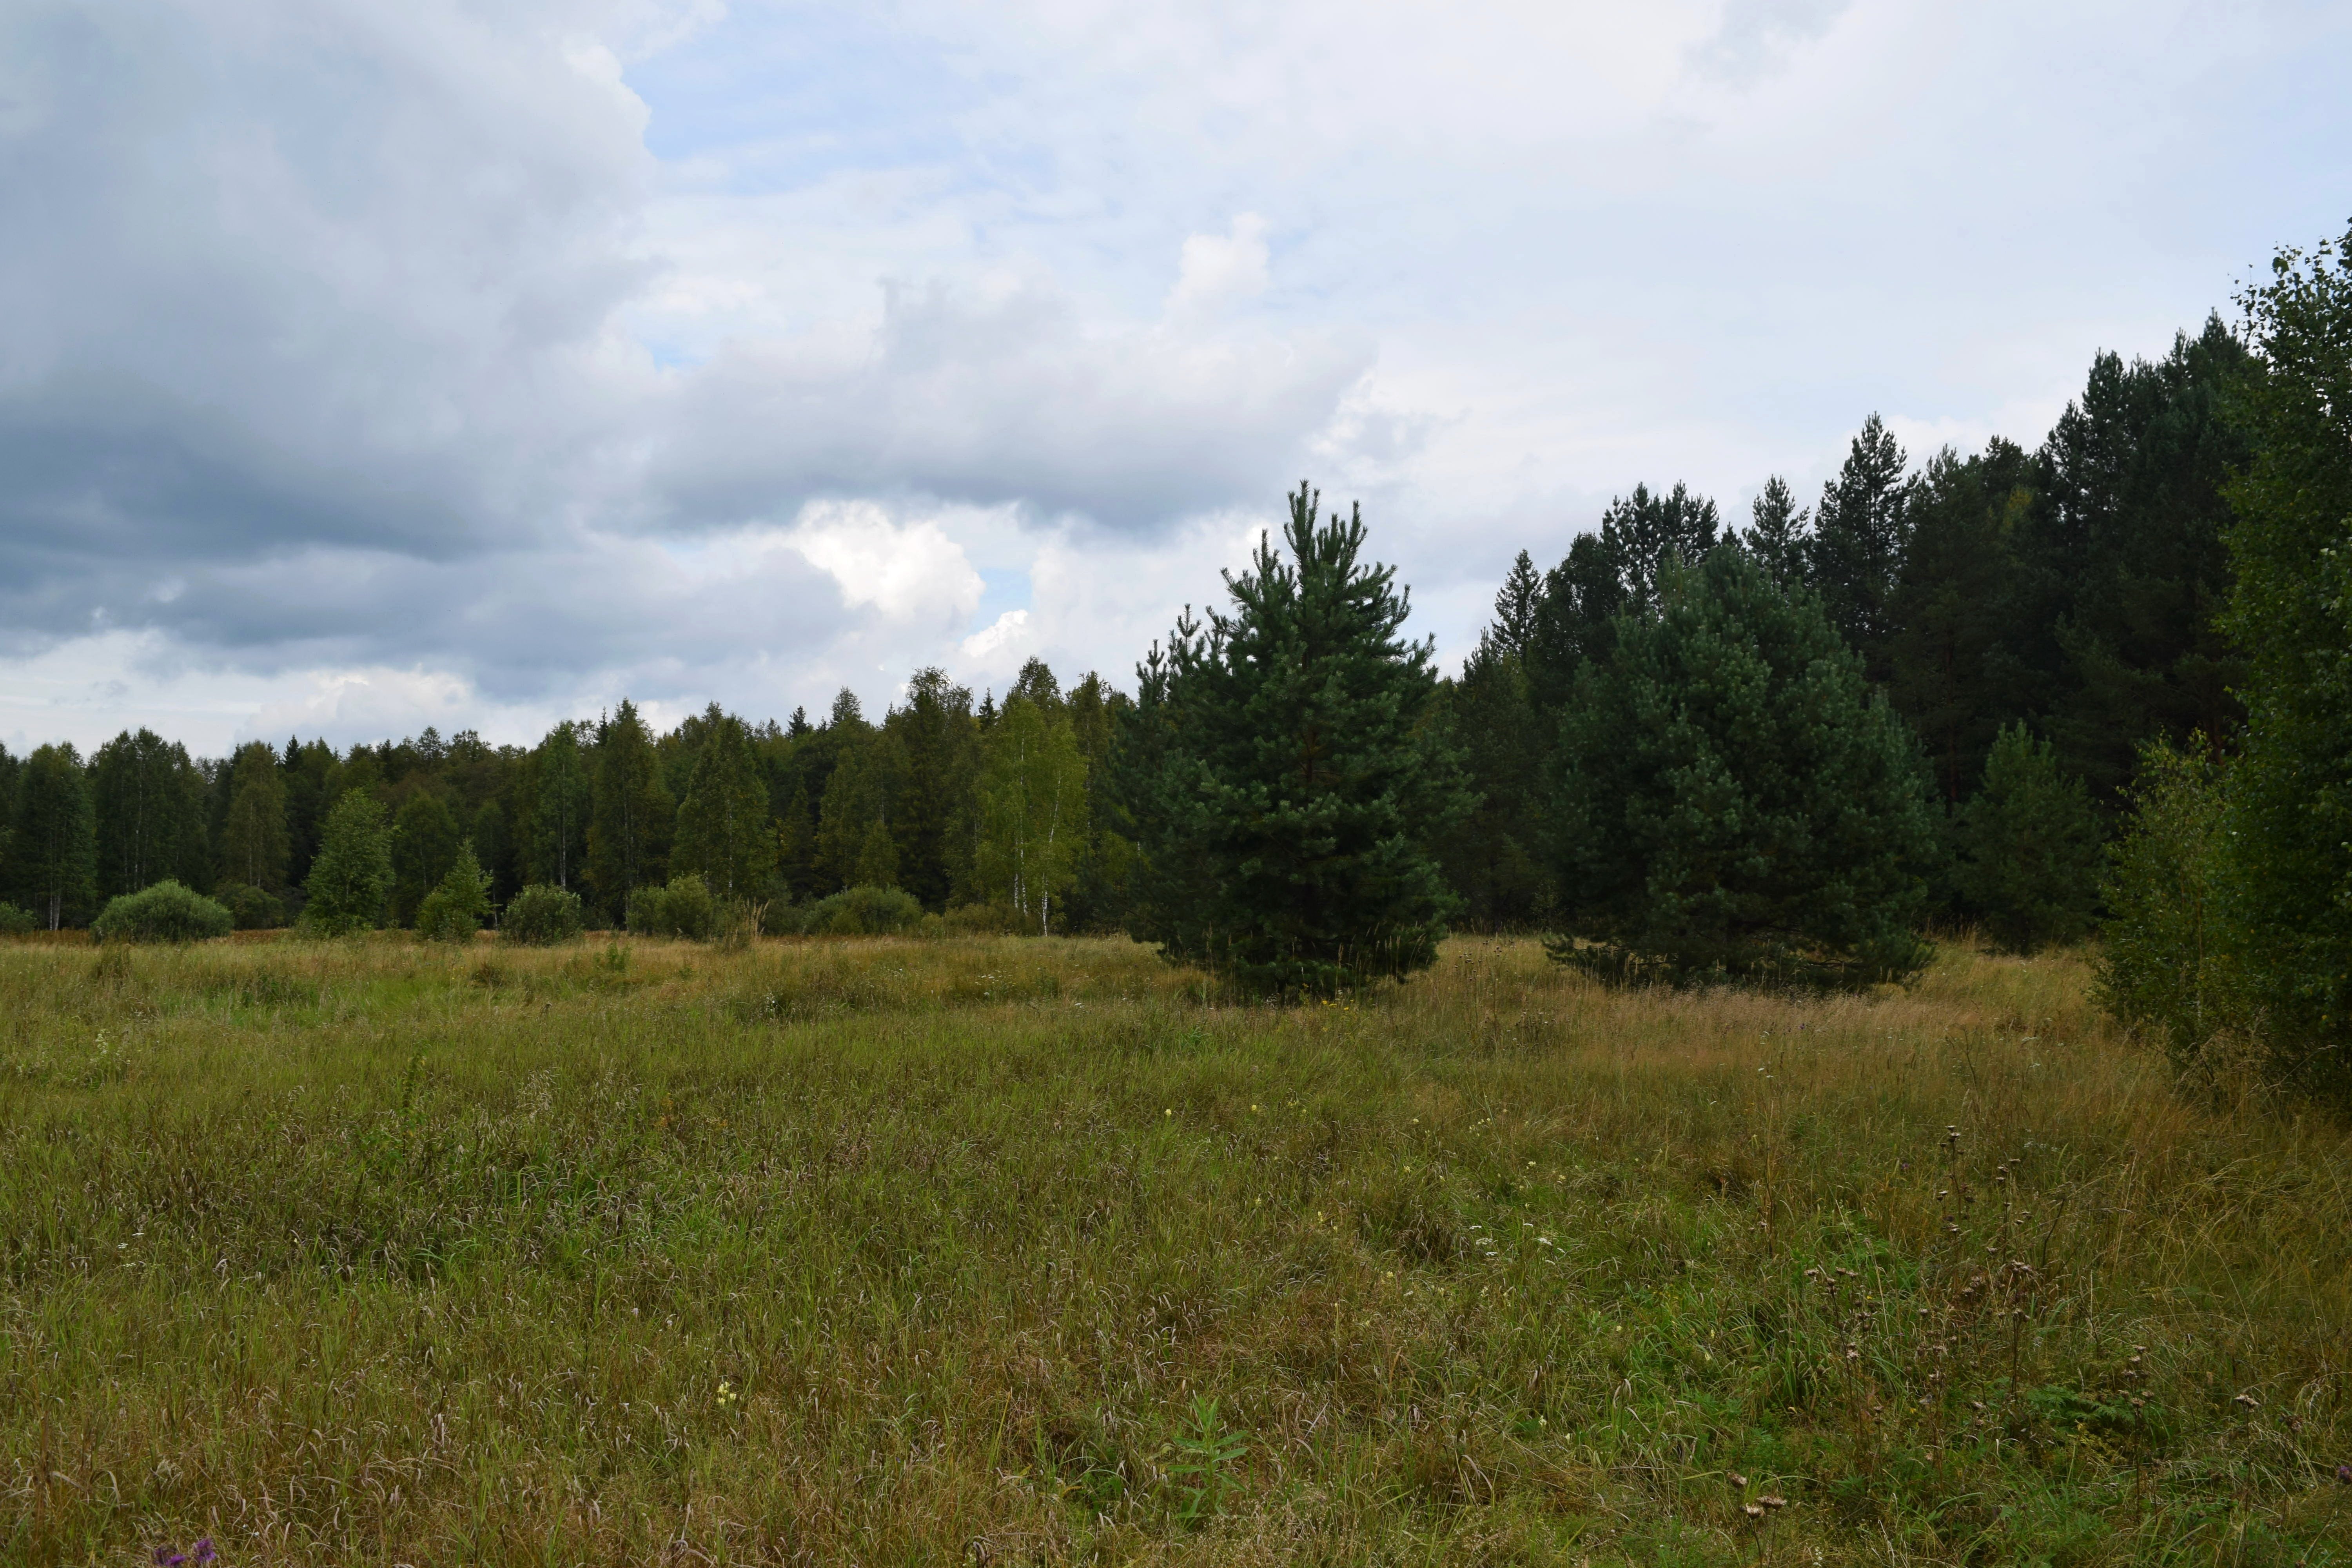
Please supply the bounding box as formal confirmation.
[1,933,2347,1564]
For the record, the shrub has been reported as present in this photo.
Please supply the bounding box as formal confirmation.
[1551,548,1939,988]
[628,873,717,939]
[414,845,492,942]
[501,883,584,945]
[212,881,287,931]
[1953,723,2103,953]
[90,880,232,944]
[0,902,37,935]
[928,901,1025,937]
[801,885,924,936]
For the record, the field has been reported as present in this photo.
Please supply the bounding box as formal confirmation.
[2,933,2348,1566]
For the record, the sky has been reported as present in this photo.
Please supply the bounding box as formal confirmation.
[3,0,2346,757]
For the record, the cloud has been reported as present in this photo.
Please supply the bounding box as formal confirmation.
[1167,214,1271,321]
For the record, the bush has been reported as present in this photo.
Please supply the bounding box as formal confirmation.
[800,885,924,936]
[414,845,491,942]
[501,883,584,945]
[927,901,1025,937]
[628,873,717,939]
[2096,737,2245,1071]
[1953,723,2103,953]
[1551,548,1939,988]
[90,880,233,944]
[212,881,286,931]
[0,902,37,935]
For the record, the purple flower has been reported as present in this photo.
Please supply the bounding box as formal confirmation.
[154,1553,185,1567]
[2339,1462,2352,1485]
[193,1543,216,1564]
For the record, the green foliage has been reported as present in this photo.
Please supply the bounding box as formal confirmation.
[414,844,492,942]
[501,882,584,945]
[0,901,35,935]
[530,721,591,891]
[90,879,233,943]
[799,884,923,936]
[1433,636,1548,930]
[5,742,96,929]
[975,694,1085,934]
[212,880,287,931]
[89,728,209,900]
[301,791,394,936]
[2216,227,2352,1096]
[2096,737,2239,1067]
[1162,1396,1247,1524]
[219,741,292,891]
[390,791,462,926]
[1552,548,1938,987]
[627,873,717,940]
[672,709,779,902]
[1806,413,1913,682]
[1953,723,2103,953]
[1125,484,1469,998]
[588,699,674,919]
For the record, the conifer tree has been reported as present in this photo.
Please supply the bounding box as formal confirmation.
[1552,548,1936,986]
[301,791,394,935]
[5,743,96,929]
[1739,475,1812,585]
[1486,551,1543,660]
[588,699,673,918]
[1952,723,2102,953]
[414,842,492,942]
[1126,483,1468,996]
[1598,481,1720,611]
[671,711,777,902]
[1808,414,1914,681]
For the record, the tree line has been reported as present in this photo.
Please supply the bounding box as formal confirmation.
[3,229,2345,1098]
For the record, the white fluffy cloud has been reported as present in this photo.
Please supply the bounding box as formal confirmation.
[1,0,2344,751]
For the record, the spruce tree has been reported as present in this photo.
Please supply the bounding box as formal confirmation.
[301,791,394,935]
[1952,723,2102,953]
[530,722,590,890]
[1127,483,1468,996]
[671,711,778,902]
[1552,547,1937,986]
[588,699,674,917]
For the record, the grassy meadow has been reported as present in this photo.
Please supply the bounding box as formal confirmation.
[1,932,2348,1565]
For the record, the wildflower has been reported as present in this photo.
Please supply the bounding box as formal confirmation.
[2338,1463,2352,1485]
[194,1546,216,1565]
[155,1552,185,1567]
[1742,1503,1765,1519]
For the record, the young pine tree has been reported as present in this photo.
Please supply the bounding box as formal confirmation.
[1552,547,1938,987]
[1952,723,2102,953]
[1126,483,1469,996]
[414,842,492,942]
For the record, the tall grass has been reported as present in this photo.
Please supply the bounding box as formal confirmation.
[1,934,2345,1564]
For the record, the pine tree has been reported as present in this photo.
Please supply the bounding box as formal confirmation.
[414,842,492,942]
[1552,547,1937,986]
[671,711,778,902]
[2215,228,2352,1094]
[5,743,96,929]
[588,699,674,917]
[1599,482,1720,611]
[1808,414,1914,681]
[301,791,394,935]
[220,742,292,892]
[1525,533,1626,716]
[1127,483,1469,996]
[1952,724,2102,953]
[1739,475,1812,585]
